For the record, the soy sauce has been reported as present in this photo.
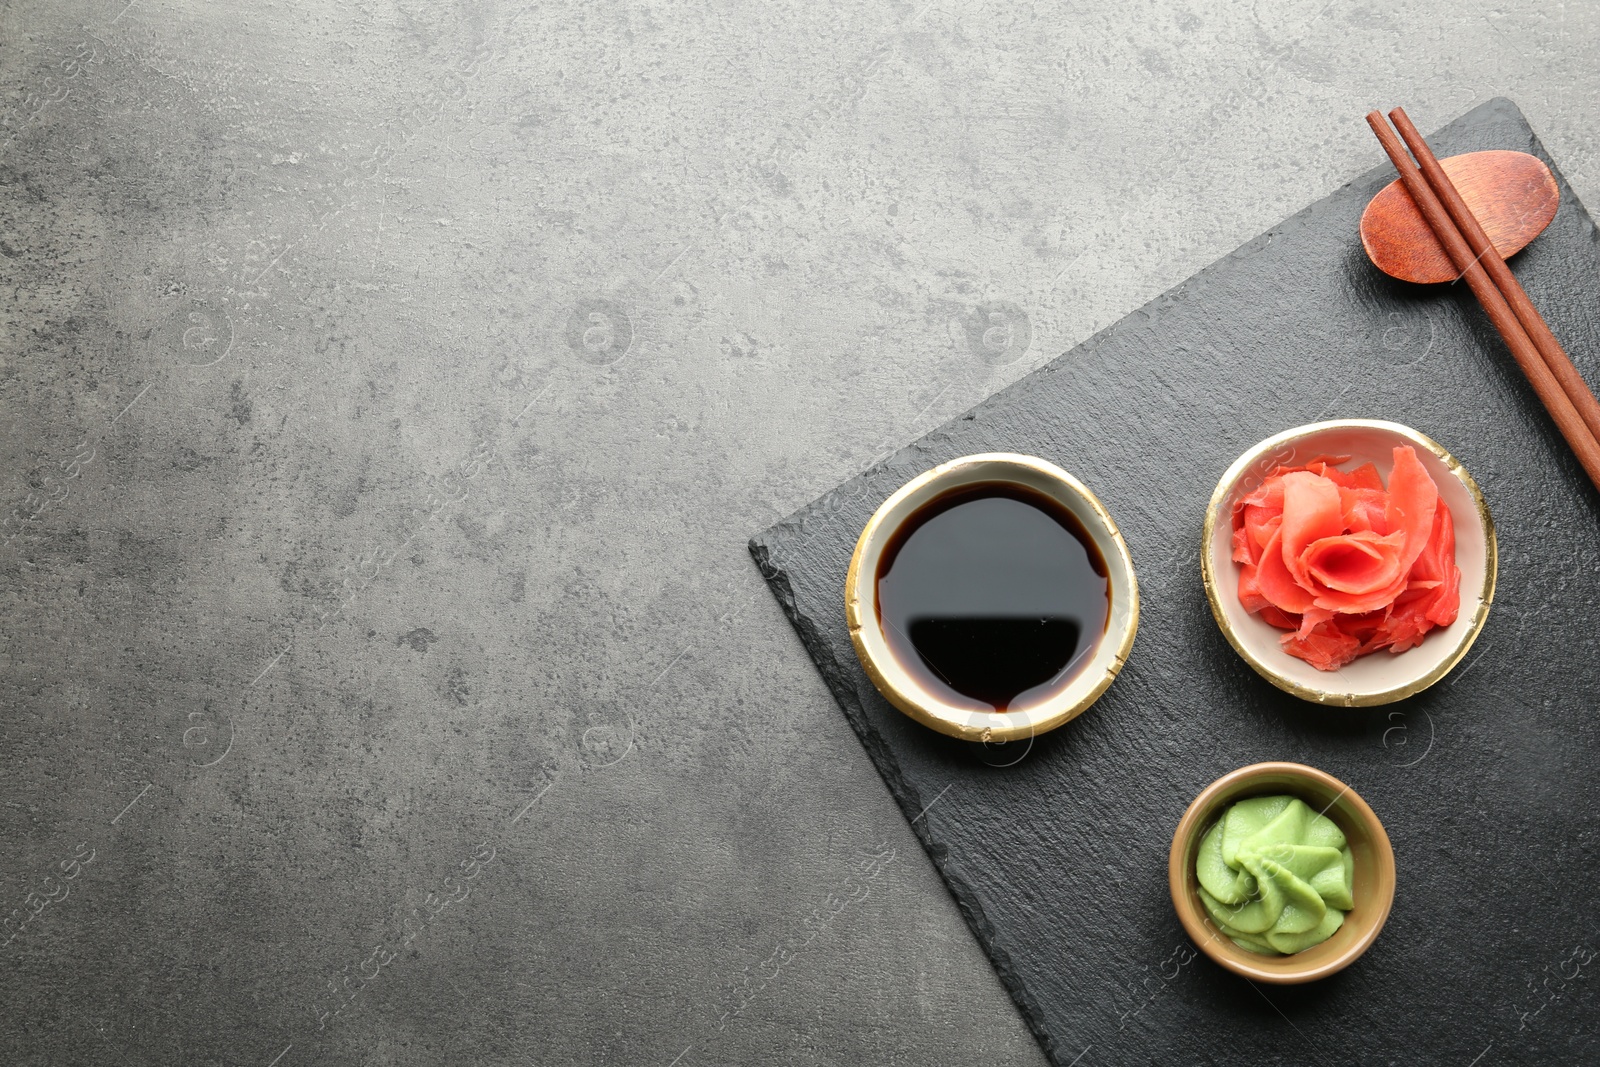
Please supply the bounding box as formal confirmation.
[875,482,1110,713]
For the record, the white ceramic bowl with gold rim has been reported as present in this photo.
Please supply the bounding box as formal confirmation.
[845,453,1139,742]
[1201,420,1496,706]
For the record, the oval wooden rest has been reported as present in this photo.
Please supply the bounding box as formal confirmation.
[1360,149,1559,284]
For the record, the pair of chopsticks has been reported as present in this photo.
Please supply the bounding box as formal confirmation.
[1366,107,1600,493]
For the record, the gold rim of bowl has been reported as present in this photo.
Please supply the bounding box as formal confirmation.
[1200,419,1498,707]
[845,452,1139,742]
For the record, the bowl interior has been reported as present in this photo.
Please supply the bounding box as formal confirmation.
[847,453,1137,742]
[1203,420,1494,705]
[1172,765,1395,983]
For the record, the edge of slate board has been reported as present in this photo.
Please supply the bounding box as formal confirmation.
[748,97,1597,1064]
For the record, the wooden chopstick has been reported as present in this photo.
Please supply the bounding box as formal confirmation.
[1388,106,1600,446]
[1365,110,1600,494]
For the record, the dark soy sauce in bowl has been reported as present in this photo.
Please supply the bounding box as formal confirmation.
[875,482,1111,713]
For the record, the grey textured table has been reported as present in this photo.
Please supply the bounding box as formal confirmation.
[2,3,1597,1066]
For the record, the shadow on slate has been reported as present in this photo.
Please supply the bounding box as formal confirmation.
[749,98,1600,1066]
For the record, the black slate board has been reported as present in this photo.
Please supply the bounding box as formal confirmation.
[750,99,1600,1066]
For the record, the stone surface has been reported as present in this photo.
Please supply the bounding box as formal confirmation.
[0,1,1596,1064]
[752,99,1600,1065]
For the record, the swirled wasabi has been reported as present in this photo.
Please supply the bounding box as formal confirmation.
[1195,795,1354,955]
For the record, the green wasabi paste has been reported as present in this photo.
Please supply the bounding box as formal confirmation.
[1195,795,1354,955]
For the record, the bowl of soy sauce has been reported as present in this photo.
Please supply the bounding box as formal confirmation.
[845,453,1139,743]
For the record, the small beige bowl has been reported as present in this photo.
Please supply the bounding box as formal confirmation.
[1201,420,1496,706]
[1168,762,1397,984]
[845,453,1138,742]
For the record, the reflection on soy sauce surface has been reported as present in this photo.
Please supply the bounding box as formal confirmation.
[875,482,1110,712]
